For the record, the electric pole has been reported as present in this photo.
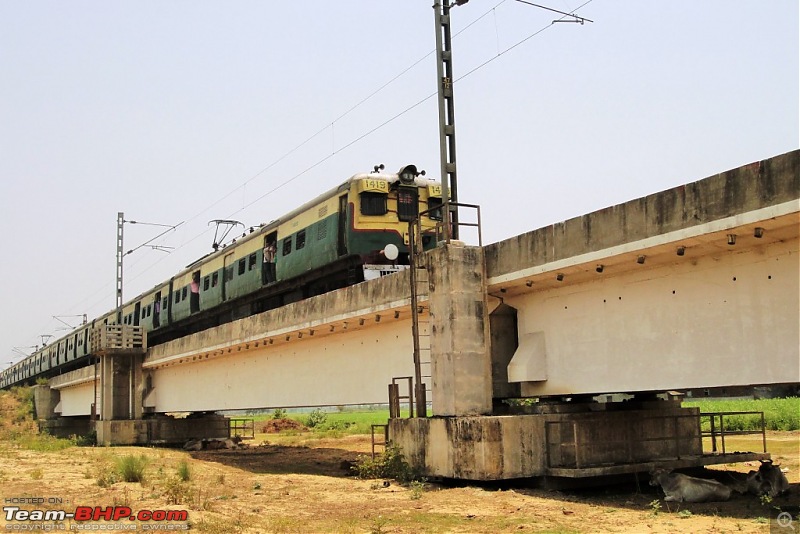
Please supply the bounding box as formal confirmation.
[434,0,467,240]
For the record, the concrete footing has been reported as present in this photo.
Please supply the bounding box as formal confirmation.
[94,414,229,446]
[389,402,768,481]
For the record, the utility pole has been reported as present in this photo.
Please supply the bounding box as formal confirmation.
[116,212,124,323]
[115,213,181,323]
[434,0,467,240]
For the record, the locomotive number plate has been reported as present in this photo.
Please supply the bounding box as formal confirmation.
[428,184,442,197]
[362,179,389,192]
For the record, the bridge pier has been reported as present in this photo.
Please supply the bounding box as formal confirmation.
[390,238,772,480]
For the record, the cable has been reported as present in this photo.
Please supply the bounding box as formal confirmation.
[13,0,594,356]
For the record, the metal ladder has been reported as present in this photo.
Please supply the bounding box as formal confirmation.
[408,222,431,418]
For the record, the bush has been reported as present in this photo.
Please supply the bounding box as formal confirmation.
[305,408,328,428]
[272,408,287,420]
[116,454,148,483]
[177,460,191,482]
[73,431,97,447]
[353,444,416,483]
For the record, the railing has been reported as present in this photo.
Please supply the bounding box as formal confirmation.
[388,376,414,419]
[371,424,389,459]
[701,411,766,454]
[415,201,482,247]
[89,325,147,353]
[228,418,255,440]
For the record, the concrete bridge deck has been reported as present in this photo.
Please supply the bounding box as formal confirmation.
[49,150,799,418]
[41,151,798,475]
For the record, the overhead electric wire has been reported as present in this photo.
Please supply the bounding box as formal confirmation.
[23,0,593,356]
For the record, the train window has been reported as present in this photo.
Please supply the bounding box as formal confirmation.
[397,187,419,222]
[203,276,210,291]
[212,272,219,287]
[282,237,292,256]
[248,253,257,270]
[163,297,169,309]
[317,220,327,241]
[225,266,233,282]
[238,258,246,275]
[427,197,443,221]
[296,230,306,250]
[175,292,180,304]
[182,287,188,300]
[360,192,387,216]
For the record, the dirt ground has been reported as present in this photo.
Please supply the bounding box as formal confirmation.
[0,431,797,533]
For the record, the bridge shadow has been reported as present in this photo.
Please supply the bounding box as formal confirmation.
[501,471,799,521]
[188,443,360,478]
[190,444,798,520]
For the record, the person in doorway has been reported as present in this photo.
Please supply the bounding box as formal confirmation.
[190,272,200,313]
[263,241,277,284]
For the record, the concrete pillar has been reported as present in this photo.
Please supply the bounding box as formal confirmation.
[99,354,144,421]
[32,384,60,420]
[428,243,493,415]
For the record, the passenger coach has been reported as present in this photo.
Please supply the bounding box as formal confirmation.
[3,165,443,387]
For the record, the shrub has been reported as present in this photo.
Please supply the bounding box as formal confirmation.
[305,408,327,428]
[272,408,287,420]
[163,476,190,505]
[353,444,416,483]
[116,454,148,483]
[177,460,191,482]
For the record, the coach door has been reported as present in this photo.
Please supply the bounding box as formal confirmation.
[153,291,161,328]
[223,252,235,301]
[337,194,348,257]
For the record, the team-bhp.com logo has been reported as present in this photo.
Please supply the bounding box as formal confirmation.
[4,505,188,530]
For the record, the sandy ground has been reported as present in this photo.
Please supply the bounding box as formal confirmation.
[0,431,797,533]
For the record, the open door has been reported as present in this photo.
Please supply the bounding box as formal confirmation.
[223,252,235,301]
[262,232,277,285]
[153,291,161,328]
[337,194,348,257]
[190,270,201,313]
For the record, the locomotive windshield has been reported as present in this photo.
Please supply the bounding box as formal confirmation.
[397,187,419,221]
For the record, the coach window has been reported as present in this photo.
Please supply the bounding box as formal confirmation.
[182,287,188,300]
[248,253,257,270]
[360,192,387,216]
[212,272,219,288]
[283,237,292,256]
[238,258,246,276]
[204,276,210,291]
[296,230,306,250]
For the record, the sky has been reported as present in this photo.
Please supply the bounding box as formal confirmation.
[1,1,797,366]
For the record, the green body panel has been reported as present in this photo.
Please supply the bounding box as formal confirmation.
[224,253,263,301]
[275,213,340,281]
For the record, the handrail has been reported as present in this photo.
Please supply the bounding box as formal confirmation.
[700,411,766,454]
[416,201,482,247]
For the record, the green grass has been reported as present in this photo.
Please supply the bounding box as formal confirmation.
[683,397,799,431]
[247,408,406,435]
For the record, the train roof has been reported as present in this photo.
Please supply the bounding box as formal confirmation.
[8,166,441,368]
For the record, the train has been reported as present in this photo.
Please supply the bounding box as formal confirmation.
[1,164,443,389]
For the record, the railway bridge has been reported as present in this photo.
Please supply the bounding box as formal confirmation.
[37,150,799,480]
